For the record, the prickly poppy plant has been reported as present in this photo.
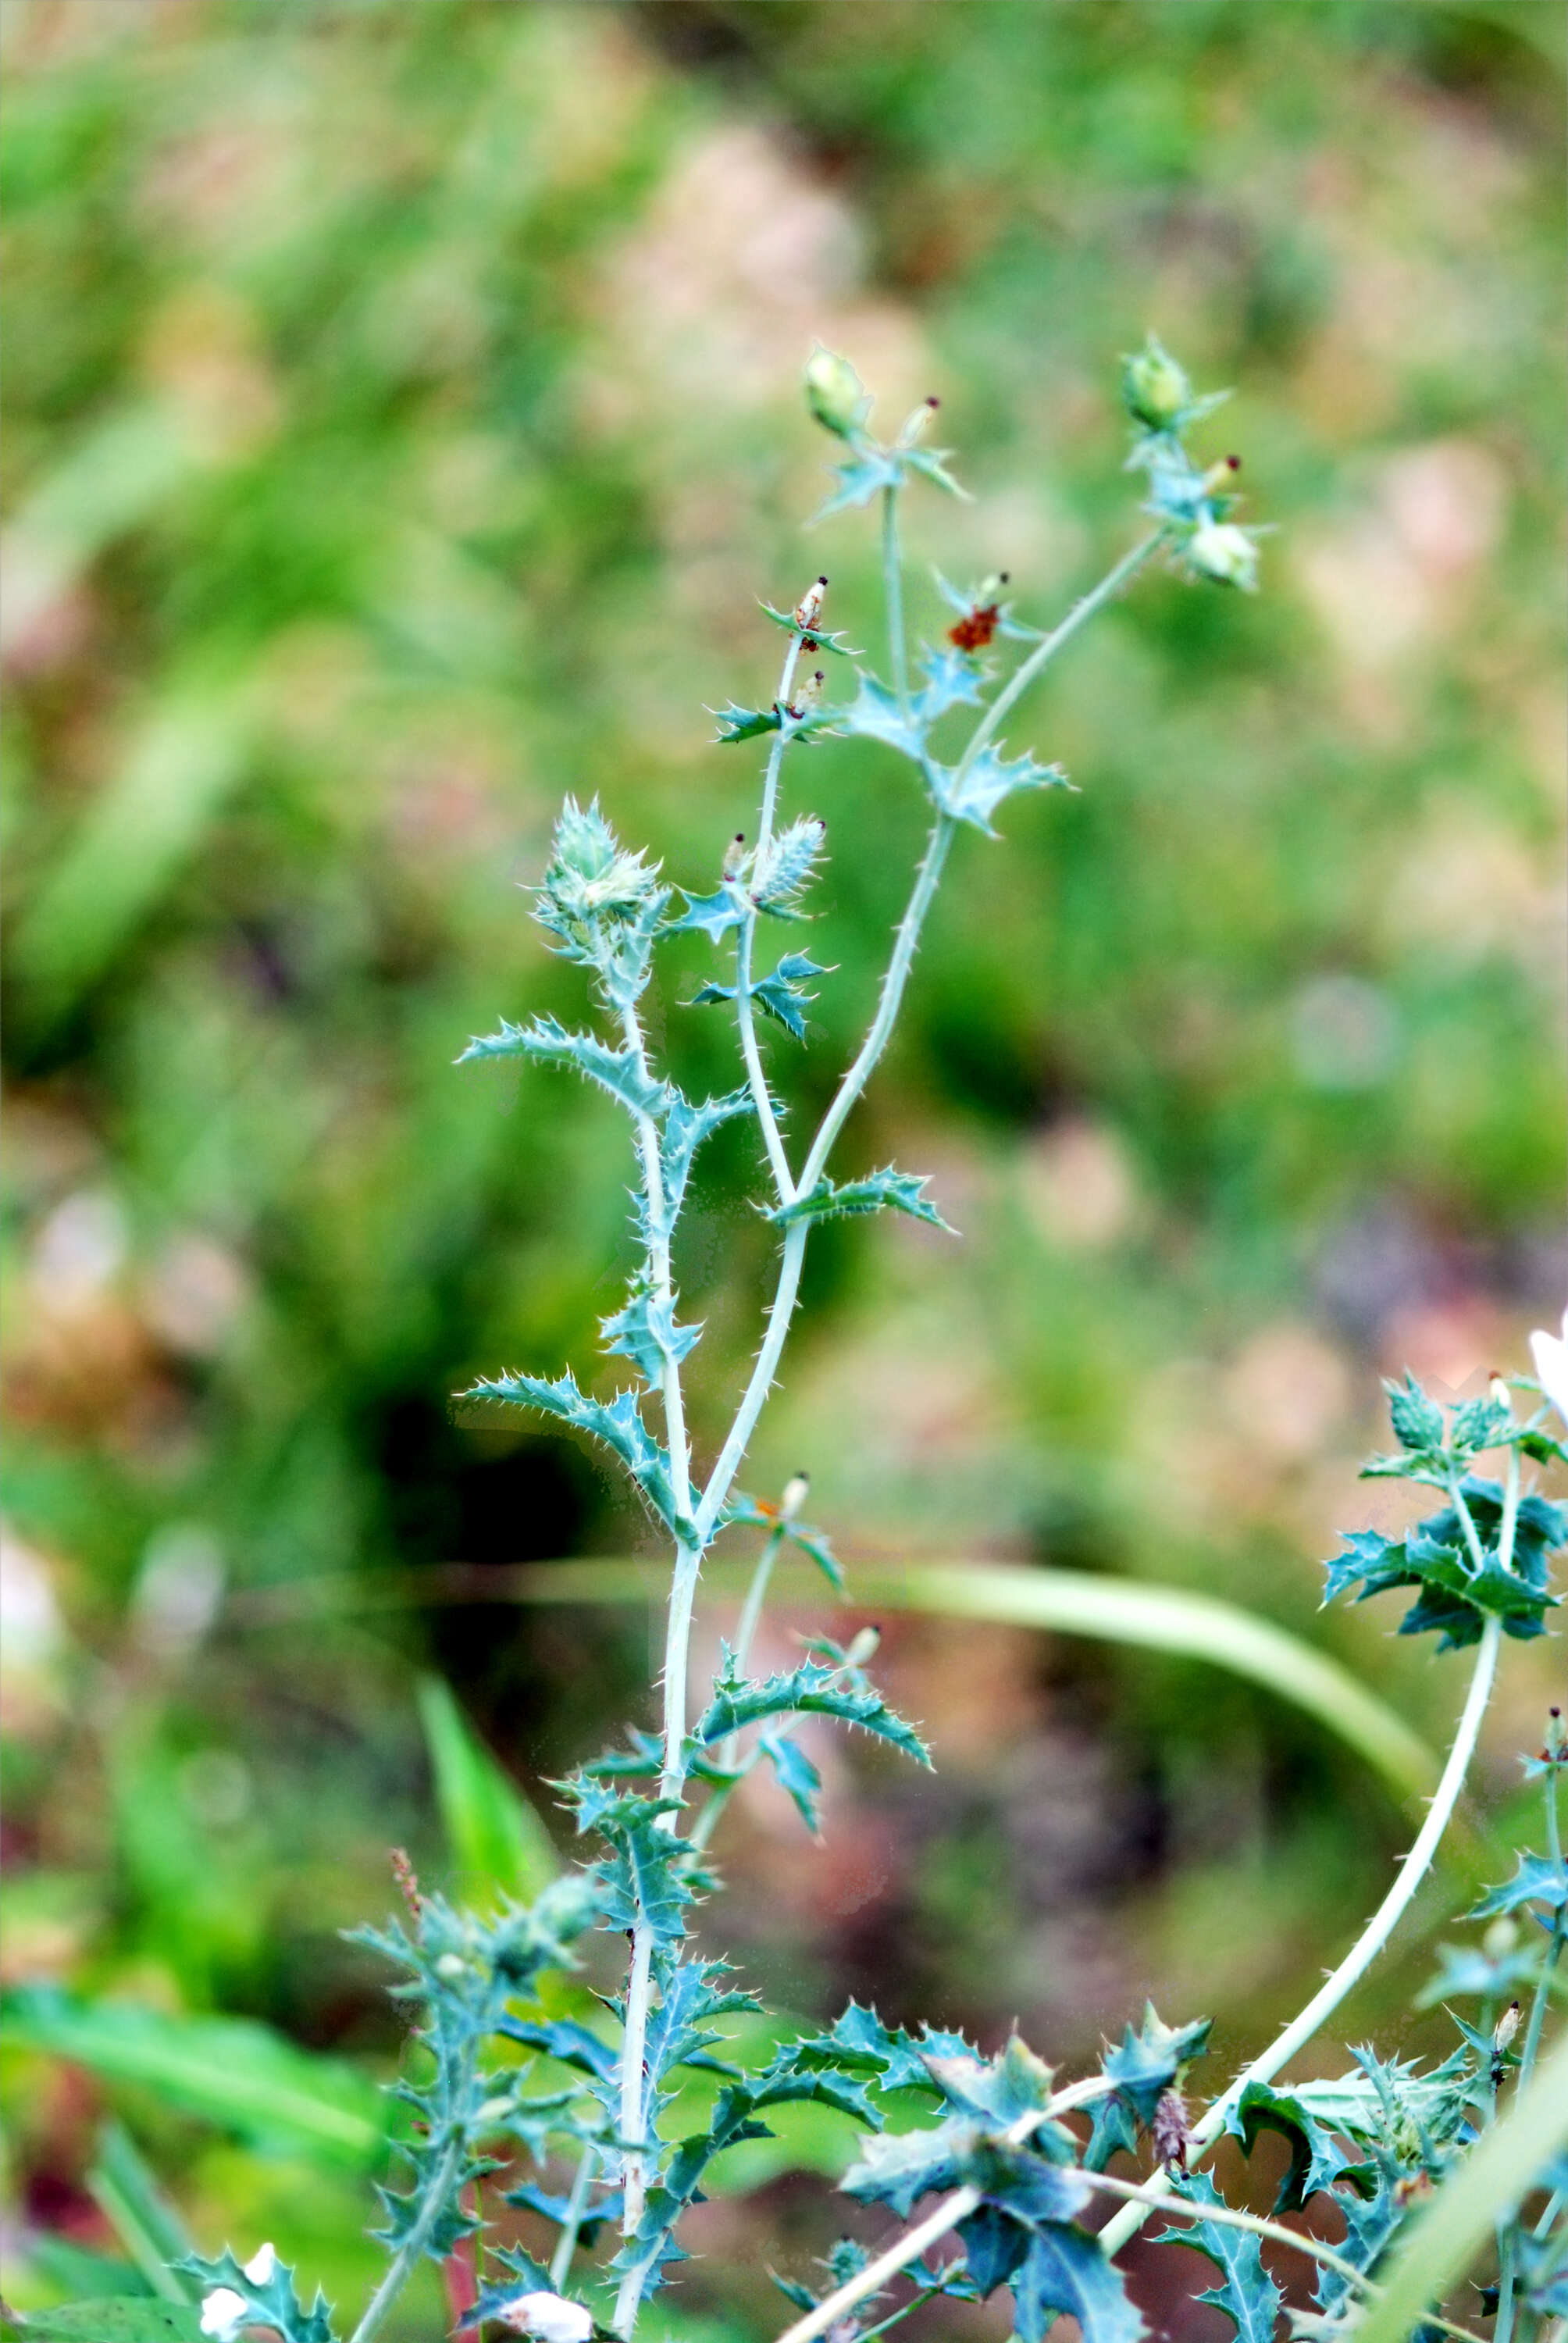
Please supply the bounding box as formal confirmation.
[27,344,1565,2343]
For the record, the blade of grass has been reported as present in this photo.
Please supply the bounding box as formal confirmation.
[416,1673,559,1903]
[236,1557,1438,1808]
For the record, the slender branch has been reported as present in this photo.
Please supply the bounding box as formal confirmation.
[770,2076,1111,2343]
[734,635,806,1200]
[1082,2170,1376,2295]
[796,815,954,1198]
[882,484,909,708]
[548,2143,597,2291]
[1098,1611,1505,2258]
[946,531,1164,799]
[348,2130,465,2343]
[1517,1746,1563,2096]
[695,1221,809,1542]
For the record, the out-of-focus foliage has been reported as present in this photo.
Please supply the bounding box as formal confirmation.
[2,2,1563,2333]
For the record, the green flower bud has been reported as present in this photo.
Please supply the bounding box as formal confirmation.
[1185,519,1259,591]
[1121,334,1192,432]
[804,344,868,440]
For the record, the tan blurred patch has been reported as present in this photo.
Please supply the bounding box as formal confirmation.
[1018,1118,1144,1253]
[1223,1321,1352,1466]
[138,281,282,462]
[1379,1299,1513,1396]
[589,122,928,442]
[1380,796,1564,981]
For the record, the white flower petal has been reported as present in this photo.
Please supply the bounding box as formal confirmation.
[200,2288,250,2341]
[1529,1310,1568,1428]
[243,2241,277,2285]
[497,2288,595,2342]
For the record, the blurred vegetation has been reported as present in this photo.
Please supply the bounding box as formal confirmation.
[1,2,1563,2334]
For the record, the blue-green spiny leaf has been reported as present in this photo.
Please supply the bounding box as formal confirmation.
[456,1018,669,1122]
[457,1371,688,1538]
[1156,2172,1283,2343]
[928,744,1069,836]
[767,1168,953,1232]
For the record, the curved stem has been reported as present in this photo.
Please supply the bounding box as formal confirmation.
[882,484,909,708]
[696,1222,808,1542]
[348,2131,464,2343]
[797,816,954,1197]
[1082,2171,1384,2297]
[735,637,805,1201]
[1098,1612,1504,2259]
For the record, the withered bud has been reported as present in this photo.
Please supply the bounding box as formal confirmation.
[722,833,748,879]
[780,1471,810,1521]
[1493,2000,1521,2056]
[794,576,829,633]
[1152,2086,1192,2175]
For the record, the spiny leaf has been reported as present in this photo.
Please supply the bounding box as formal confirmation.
[1469,1849,1568,1920]
[1387,1374,1446,1455]
[925,2035,1064,2133]
[457,1371,688,1537]
[662,883,750,943]
[957,2137,1089,2225]
[711,701,783,744]
[176,2251,337,2343]
[838,672,925,760]
[903,443,968,500]
[815,446,903,519]
[690,1658,930,1768]
[843,2114,977,2217]
[456,1016,670,1121]
[915,644,986,722]
[757,599,861,657]
[928,742,1069,836]
[1156,2172,1282,2343]
[654,1088,754,1239]
[600,1287,701,1386]
[767,1167,953,1232]
[752,954,829,1041]
[495,2014,617,2082]
[1099,2005,1212,2124]
[759,1731,822,1835]
[1226,2077,1373,2213]
[1010,2224,1146,2343]
[593,1803,695,1946]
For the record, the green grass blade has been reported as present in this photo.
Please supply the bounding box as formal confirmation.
[241,1559,1438,1806]
[1,1988,383,2169]
[85,2122,194,2304]
[1347,2026,1568,2343]
[416,1672,559,1903]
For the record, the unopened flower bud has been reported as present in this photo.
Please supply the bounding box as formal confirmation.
[722,832,748,880]
[793,669,825,713]
[1121,335,1192,431]
[793,576,829,633]
[1492,2000,1521,2056]
[804,345,868,440]
[434,1952,467,1981]
[1199,455,1242,497]
[1186,520,1259,591]
[1488,1374,1511,1411]
[844,1624,881,1668]
[780,1471,810,1521]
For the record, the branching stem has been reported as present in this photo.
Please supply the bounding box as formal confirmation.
[882,484,909,708]
[1097,1610,1504,2259]
[348,2128,465,2343]
[734,637,805,1200]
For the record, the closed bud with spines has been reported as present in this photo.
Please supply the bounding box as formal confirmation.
[753,813,826,911]
[793,576,829,633]
[1185,519,1260,591]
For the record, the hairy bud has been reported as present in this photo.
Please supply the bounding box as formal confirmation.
[1152,2086,1192,2175]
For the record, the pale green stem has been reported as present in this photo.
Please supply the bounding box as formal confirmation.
[946,531,1164,799]
[548,2142,597,2290]
[695,1221,808,1543]
[616,1004,698,2246]
[1097,1611,1504,2259]
[769,2075,1112,2343]
[348,2130,464,2343]
[1494,1443,1533,2343]
[1517,1753,1563,2095]
[685,1528,787,1856]
[1082,2171,1391,2298]
[734,637,805,1201]
[882,484,909,708]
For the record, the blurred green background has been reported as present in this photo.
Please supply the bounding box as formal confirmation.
[2,2,1564,2334]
